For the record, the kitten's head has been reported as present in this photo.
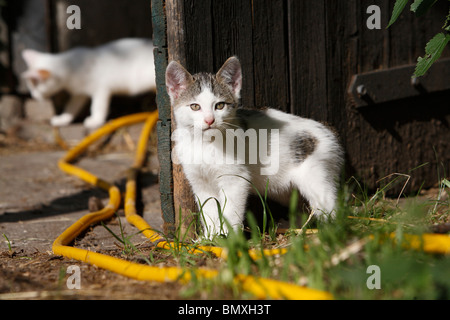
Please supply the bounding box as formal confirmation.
[21,49,63,100]
[165,57,242,132]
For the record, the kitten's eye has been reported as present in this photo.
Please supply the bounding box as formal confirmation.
[190,104,201,111]
[215,102,226,110]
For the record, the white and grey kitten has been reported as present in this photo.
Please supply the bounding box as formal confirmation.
[22,38,156,129]
[166,57,343,238]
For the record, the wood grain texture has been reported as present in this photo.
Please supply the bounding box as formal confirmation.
[161,0,450,232]
[342,0,450,192]
[166,0,198,237]
[252,0,290,110]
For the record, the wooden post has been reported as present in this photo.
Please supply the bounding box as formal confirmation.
[152,0,176,235]
[160,0,198,238]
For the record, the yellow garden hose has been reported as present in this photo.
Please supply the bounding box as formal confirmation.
[347,216,450,255]
[52,111,449,300]
[53,112,153,253]
[391,232,450,255]
[52,111,332,300]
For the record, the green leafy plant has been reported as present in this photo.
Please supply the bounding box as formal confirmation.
[388,0,450,77]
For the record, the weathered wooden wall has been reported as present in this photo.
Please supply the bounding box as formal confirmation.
[160,0,450,229]
[332,0,450,192]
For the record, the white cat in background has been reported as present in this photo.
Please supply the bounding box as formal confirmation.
[166,57,344,239]
[22,38,156,129]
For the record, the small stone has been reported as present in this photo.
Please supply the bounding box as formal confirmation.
[24,98,55,122]
[0,95,23,130]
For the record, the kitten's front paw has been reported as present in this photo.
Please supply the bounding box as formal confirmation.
[83,116,105,129]
[202,224,232,241]
[313,209,336,222]
[51,114,73,127]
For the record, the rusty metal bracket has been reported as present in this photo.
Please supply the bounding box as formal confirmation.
[348,58,450,108]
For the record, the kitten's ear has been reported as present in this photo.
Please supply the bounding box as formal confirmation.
[22,49,42,67]
[166,61,193,103]
[216,56,242,99]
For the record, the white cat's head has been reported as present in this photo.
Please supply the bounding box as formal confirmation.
[165,57,242,132]
[21,49,64,100]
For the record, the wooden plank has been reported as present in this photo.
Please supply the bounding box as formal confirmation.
[348,58,450,108]
[341,0,387,190]
[156,120,175,233]
[151,0,175,234]
[151,0,167,49]
[182,0,214,73]
[378,0,450,192]
[166,0,198,238]
[342,0,450,193]
[356,0,390,72]
[252,0,290,111]
[211,0,254,106]
[287,0,328,121]
[166,0,186,65]
[323,0,358,135]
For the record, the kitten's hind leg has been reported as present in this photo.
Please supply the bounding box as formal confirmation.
[292,160,339,222]
[84,90,111,129]
[51,95,89,127]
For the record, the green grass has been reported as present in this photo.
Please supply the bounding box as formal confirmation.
[100,173,450,300]
[182,173,450,299]
[2,233,12,252]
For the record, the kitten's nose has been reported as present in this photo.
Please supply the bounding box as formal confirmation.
[204,117,215,126]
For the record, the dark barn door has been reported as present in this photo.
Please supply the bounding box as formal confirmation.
[155,0,450,232]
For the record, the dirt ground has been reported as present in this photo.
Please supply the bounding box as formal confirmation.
[0,251,186,300]
[0,121,191,300]
[1,118,449,301]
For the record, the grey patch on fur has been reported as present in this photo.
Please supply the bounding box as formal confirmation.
[176,72,238,107]
[292,133,317,163]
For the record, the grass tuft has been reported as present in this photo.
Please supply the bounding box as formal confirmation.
[99,170,450,299]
